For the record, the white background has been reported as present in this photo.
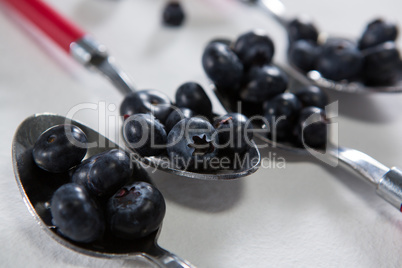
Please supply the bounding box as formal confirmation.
[1,0,402,267]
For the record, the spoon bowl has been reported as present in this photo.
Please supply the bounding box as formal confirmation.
[213,85,309,156]
[241,0,402,93]
[12,113,194,267]
[125,115,261,181]
[285,47,402,93]
[4,0,261,180]
[214,83,402,213]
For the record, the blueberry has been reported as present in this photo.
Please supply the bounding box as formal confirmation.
[120,90,172,124]
[240,64,288,102]
[165,107,195,133]
[294,85,328,109]
[70,151,108,181]
[202,42,244,93]
[50,183,104,243]
[70,160,93,187]
[288,39,320,72]
[233,30,275,69]
[107,182,166,239]
[213,113,253,154]
[263,93,301,141]
[162,1,185,27]
[33,125,88,173]
[239,101,265,118]
[175,82,212,117]
[362,41,401,85]
[208,38,233,47]
[316,38,363,81]
[287,17,319,44]
[167,117,218,169]
[295,107,328,149]
[123,114,167,157]
[358,18,398,50]
[72,150,132,198]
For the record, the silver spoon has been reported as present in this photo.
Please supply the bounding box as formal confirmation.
[214,86,402,213]
[4,0,261,180]
[126,122,260,180]
[12,113,195,268]
[239,0,402,93]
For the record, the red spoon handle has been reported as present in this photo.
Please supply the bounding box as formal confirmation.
[4,0,85,52]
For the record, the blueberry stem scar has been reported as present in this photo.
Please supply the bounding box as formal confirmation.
[188,135,215,156]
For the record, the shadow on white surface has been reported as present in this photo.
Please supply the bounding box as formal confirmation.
[328,90,400,124]
[150,168,244,213]
[13,206,156,267]
[263,145,402,221]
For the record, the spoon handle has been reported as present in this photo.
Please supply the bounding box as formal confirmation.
[247,0,289,27]
[3,0,135,95]
[142,246,196,268]
[2,0,84,52]
[328,146,402,212]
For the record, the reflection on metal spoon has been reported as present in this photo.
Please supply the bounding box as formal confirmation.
[214,84,402,213]
[240,0,402,93]
[12,113,194,267]
[4,0,261,180]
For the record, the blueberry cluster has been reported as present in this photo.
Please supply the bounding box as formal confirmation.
[32,125,166,243]
[120,84,254,170]
[288,17,400,86]
[202,30,330,149]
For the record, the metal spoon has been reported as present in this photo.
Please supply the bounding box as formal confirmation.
[214,86,402,213]
[12,113,195,268]
[239,0,402,93]
[4,0,261,180]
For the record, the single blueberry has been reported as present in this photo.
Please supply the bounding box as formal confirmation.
[263,93,302,141]
[70,158,94,186]
[358,18,398,50]
[362,41,401,85]
[167,117,219,170]
[107,182,166,239]
[240,64,288,102]
[233,30,275,69]
[175,82,212,117]
[69,151,108,180]
[123,114,167,157]
[202,42,244,93]
[69,151,108,183]
[240,101,265,118]
[72,149,133,198]
[295,107,329,149]
[33,124,88,173]
[294,85,329,109]
[120,89,173,124]
[50,183,104,243]
[316,38,363,81]
[165,107,195,133]
[288,39,320,72]
[213,113,254,154]
[287,17,319,44]
[207,38,233,47]
[162,1,185,27]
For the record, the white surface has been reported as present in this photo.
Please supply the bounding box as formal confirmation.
[1,0,402,267]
